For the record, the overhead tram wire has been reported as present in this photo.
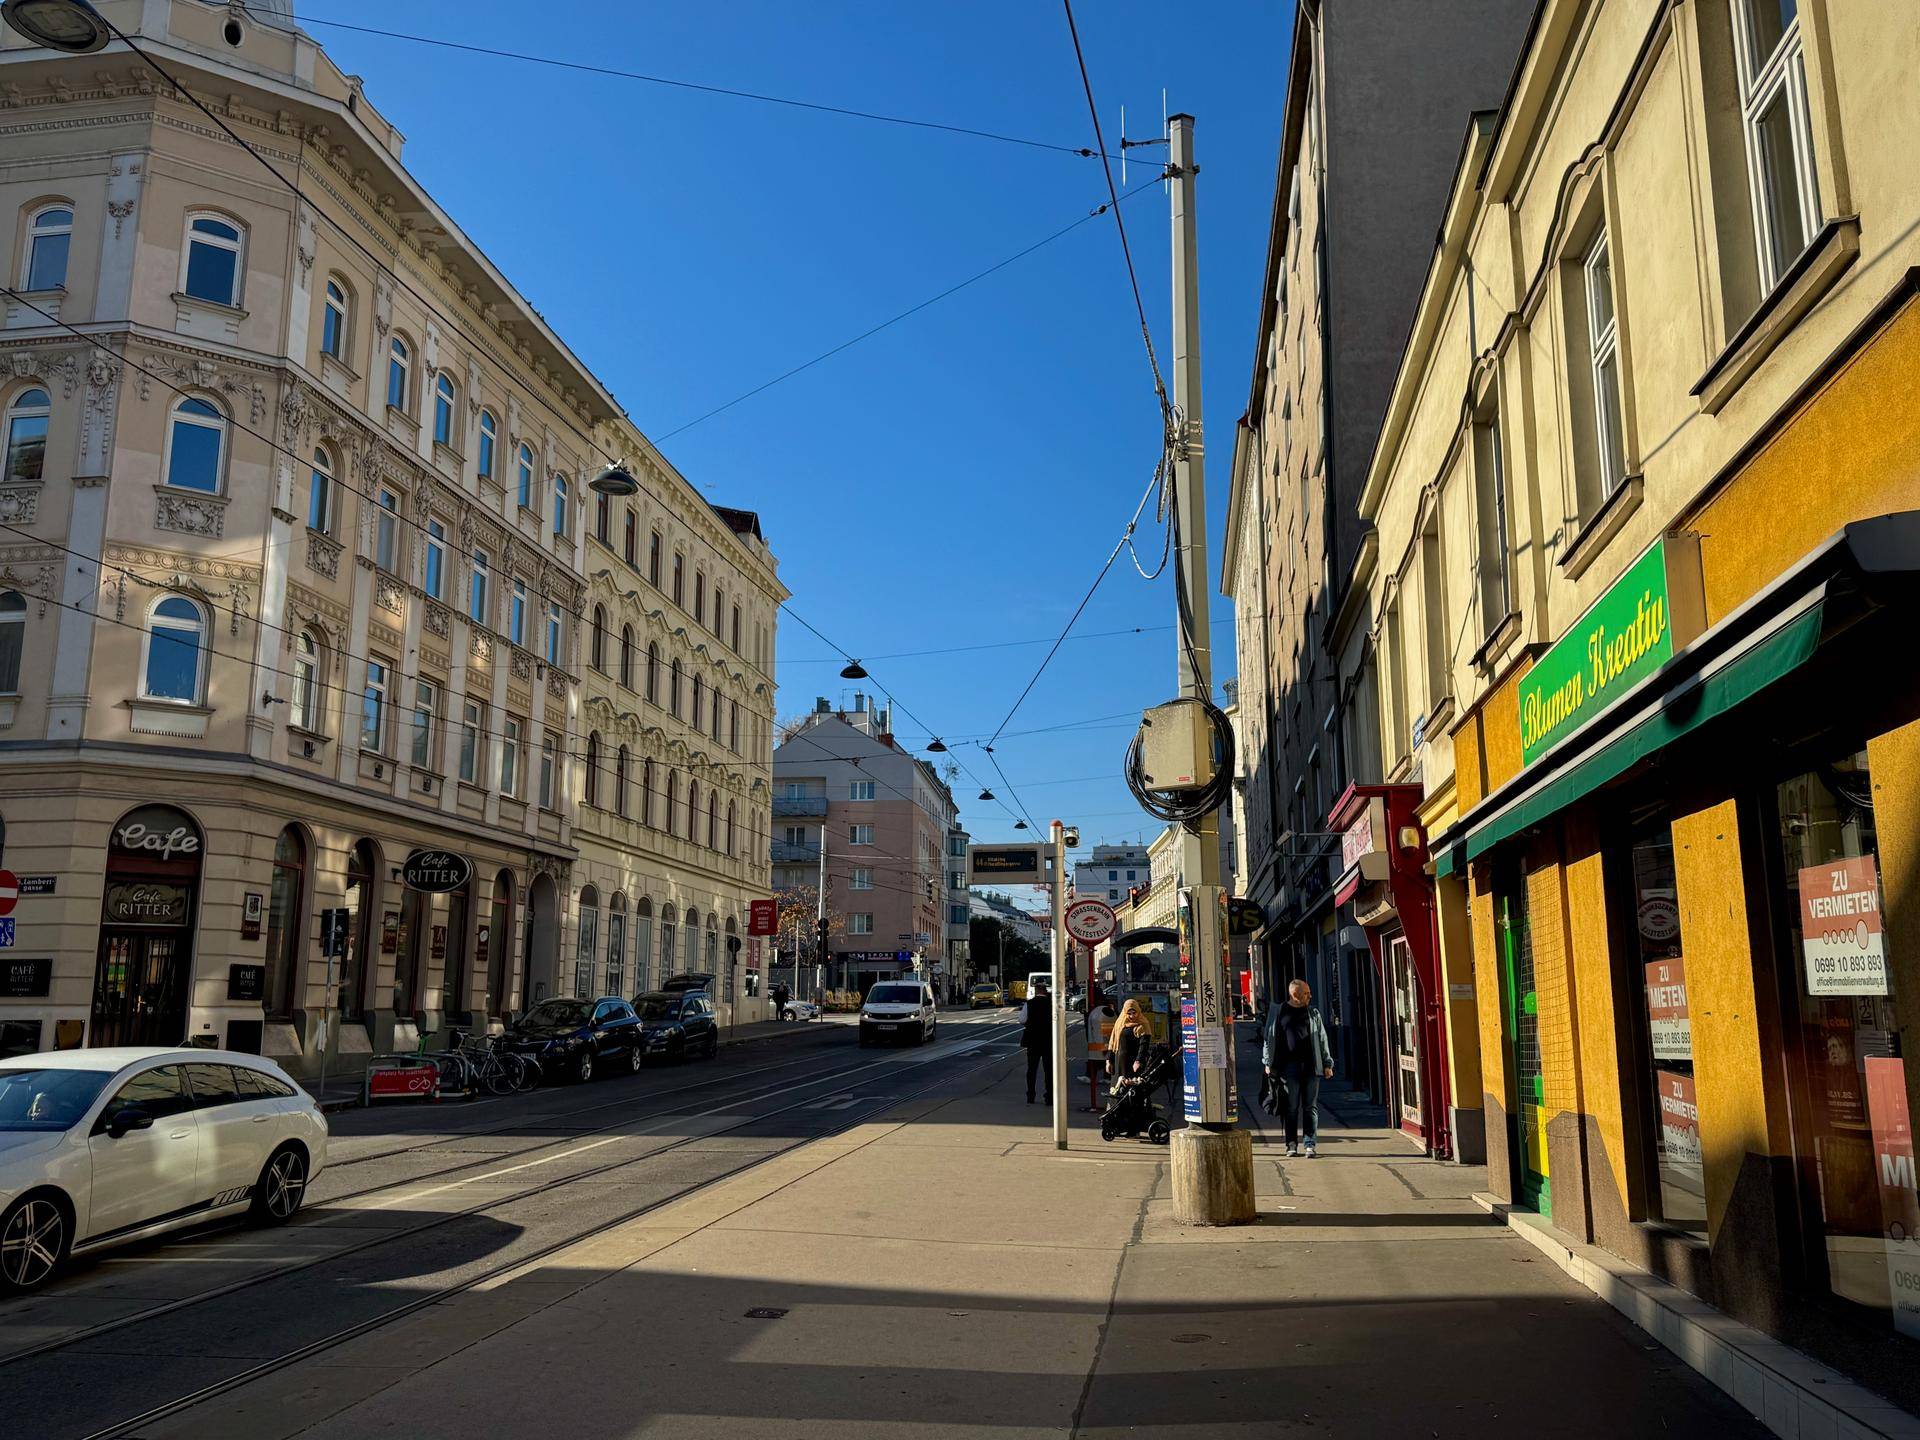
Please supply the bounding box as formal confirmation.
[246,5,1096,159]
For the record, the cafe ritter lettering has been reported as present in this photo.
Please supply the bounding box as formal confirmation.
[402,848,472,895]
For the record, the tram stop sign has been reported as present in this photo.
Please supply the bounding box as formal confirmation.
[1064,898,1117,946]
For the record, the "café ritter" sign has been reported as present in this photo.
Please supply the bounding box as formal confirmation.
[402,848,472,895]
[1517,537,1702,768]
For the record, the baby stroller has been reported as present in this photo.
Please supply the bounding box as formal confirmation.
[1099,1043,1176,1144]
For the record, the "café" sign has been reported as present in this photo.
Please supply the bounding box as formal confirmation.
[402,848,472,895]
[111,805,202,860]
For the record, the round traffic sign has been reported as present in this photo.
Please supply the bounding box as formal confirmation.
[0,869,16,918]
[1064,897,1116,945]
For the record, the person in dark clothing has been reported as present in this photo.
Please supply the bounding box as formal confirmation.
[1021,981,1052,1104]
[771,981,790,1018]
[1262,979,1334,1156]
[1106,999,1152,1089]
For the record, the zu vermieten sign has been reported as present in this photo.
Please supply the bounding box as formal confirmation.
[1518,537,1702,768]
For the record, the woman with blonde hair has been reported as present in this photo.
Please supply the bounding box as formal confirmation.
[1107,999,1153,1090]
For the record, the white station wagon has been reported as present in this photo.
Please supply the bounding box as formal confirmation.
[0,1047,329,1295]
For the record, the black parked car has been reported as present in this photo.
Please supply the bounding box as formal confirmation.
[503,996,643,1082]
[635,990,719,1063]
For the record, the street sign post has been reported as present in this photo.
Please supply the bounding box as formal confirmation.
[1064,898,1117,947]
[0,870,17,917]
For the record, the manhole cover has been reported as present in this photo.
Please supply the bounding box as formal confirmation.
[1171,1333,1211,1344]
[745,1307,789,1320]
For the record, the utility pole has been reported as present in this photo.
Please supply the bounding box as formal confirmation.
[814,825,828,1003]
[1050,819,1069,1150]
[1167,112,1254,1224]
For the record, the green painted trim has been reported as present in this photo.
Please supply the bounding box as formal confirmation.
[1433,843,1459,880]
[1466,602,1823,862]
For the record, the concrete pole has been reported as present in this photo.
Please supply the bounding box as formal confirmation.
[1167,112,1254,1224]
[1050,820,1069,1150]
[813,823,827,1004]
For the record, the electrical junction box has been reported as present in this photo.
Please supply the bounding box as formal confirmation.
[1138,698,1219,792]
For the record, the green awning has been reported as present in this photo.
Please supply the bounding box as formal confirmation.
[1464,598,1825,862]
[1433,844,1459,880]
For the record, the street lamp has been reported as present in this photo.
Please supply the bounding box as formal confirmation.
[839,660,869,680]
[587,461,638,498]
[925,738,947,753]
[2,0,111,51]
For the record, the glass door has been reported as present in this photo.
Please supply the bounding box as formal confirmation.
[1498,879,1550,1213]
[91,932,189,1049]
[1389,934,1423,1133]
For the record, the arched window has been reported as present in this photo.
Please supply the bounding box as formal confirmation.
[263,825,308,1020]
[712,585,723,635]
[661,902,677,977]
[726,800,737,858]
[672,552,684,605]
[646,643,660,703]
[687,781,700,842]
[693,675,704,732]
[386,335,411,410]
[25,205,73,292]
[552,473,569,538]
[615,745,629,817]
[477,410,497,480]
[712,688,723,743]
[320,278,348,358]
[670,660,682,717]
[642,758,656,828]
[488,869,514,1015]
[619,626,634,688]
[705,916,718,977]
[606,894,628,998]
[164,397,225,493]
[574,885,600,999]
[182,213,244,306]
[307,445,335,532]
[694,570,705,625]
[685,909,700,976]
[142,595,207,703]
[584,731,601,809]
[516,443,535,509]
[0,591,25,694]
[433,373,456,447]
[730,700,739,753]
[590,605,606,671]
[633,897,653,993]
[666,771,680,839]
[3,387,49,484]
[707,792,718,849]
[290,629,321,731]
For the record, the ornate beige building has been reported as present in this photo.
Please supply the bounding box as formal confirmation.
[0,0,781,1077]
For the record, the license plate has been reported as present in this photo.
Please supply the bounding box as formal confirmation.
[878,1022,898,1029]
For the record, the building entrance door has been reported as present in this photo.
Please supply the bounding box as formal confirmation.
[92,805,203,1050]
[1387,932,1424,1138]
[91,932,190,1048]
[1497,881,1550,1214]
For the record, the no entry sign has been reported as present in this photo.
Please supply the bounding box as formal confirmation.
[0,870,17,918]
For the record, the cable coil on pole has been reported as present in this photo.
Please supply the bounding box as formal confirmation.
[1123,698,1234,829]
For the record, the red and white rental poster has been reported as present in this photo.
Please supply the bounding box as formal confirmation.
[1800,855,1888,996]
[1864,1057,1920,1338]
[1655,1070,1702,1167]
[1643,958,1691,1061]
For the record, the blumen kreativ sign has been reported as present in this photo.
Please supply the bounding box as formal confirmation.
[1519,538,1684,767]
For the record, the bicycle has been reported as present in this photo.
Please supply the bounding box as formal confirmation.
[452,1031,539,1095]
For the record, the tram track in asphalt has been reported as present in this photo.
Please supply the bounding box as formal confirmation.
[0,1020,1022,1437]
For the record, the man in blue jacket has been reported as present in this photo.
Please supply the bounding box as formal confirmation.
[1263,979,1334,1156]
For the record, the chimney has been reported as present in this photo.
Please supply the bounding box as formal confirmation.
[854,693,867,714]
[815,697,830,714]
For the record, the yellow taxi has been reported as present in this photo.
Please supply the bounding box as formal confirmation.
[968,982,1008,1008]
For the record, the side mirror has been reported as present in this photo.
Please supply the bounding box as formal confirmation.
[107,1108,154,1139]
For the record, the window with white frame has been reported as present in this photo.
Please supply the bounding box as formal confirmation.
[142,596,207,704]
[386,337,411,411]
[539,733,557,809]
[1582,231,1626,501]
[606,897,626,997]
[510,579,527,646]
[1732,0,1821,291]
[574,888,599,999]
[470,548,491,626]
[290,630,320,731]
[851,868,873,890]
[410,679,437,768]
[320,278,348,359]
[4,387,49,484]
[307,447,334,532]
[361,658,390,753]
[0,591,25,694]
[165,397,225,493]
[460,699,484,784]
[375,487,399,572]
[433,374,456,448]
[850,824,874,846]
[477,410,497,480]
[501,717,521,795]
[424,520,446,601]
[545,601,562,664]
[516,443,534,509]
[181,214,244,306]
[24,205,72,292]
[849,914,873,936]
[552,474,569,539]
[849,780,875,801]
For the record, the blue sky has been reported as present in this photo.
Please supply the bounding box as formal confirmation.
[304,0,1291,852]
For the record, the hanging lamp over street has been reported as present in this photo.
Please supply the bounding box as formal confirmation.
[926,738,947,753]
[588,461,639,497]
[1,0,111,51]
[839,660,869,680]
[978,789,995,801]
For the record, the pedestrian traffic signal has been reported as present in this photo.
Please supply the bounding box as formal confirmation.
[815,917,830,942]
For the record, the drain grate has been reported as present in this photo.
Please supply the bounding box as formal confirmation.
[744,1307,789,1320]
[1171,1333,1211,1344]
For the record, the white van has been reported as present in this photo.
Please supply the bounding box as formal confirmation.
[858,980,937,1047]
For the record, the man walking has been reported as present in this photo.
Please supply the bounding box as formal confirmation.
[1021,978,1052,1105]
[1264,979,1334,1156]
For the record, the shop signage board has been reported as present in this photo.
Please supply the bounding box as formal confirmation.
[1863,1057,1920,1338]
[1655,1069,1702,1167]
[102,881,190,926]
[1799,855,1887,996]
[402,849,471,894]
[1,957,48,996]
[111,807,201,859]
[226,964,265,1002]
[1644,959,1691,1061]
[748,899,777,936]
[1518,537,1696,768]
[1227,898,1266,937]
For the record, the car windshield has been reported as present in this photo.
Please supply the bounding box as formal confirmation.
[868,984,921,1005]
[635,996,677,1020]
[0,1068,113,1131]
[522,999,592,1027]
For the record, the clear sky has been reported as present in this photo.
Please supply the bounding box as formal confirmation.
[301,0,1292,855]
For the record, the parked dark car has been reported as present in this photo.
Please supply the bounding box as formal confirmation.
[660,973,715,995]
[502,996,643,1082]
[636,990,719,1062]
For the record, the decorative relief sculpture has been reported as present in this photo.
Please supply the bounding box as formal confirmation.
[154,490,226,540]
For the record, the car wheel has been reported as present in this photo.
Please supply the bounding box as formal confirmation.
[704,1031,719,1060]
[249,1145,308,1226]
[627,1042,645,1076]
[0,1192,70,1295]
[573,1049,594,1084]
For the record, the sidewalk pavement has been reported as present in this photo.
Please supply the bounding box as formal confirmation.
[157,1046,1774,1439]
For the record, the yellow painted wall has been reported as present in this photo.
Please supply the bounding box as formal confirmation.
[1692,295,1920,624]
[1526,841,1581,1133]
[1434,874,1486,1117]
[1669,798,1784,1243]
[1483,668,1529,799]
[1562,813,1635,1217]
[1468,861,1509,1117]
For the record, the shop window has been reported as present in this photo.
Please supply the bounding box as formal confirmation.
[661,903,677,976]
[263,825,308,1020]
[1623,811,1706,1231]
[0,591,24,694]
[633,897,653,994]
[606,895,627,999]
[575,886,599,999]
[1770,749,1915,1334]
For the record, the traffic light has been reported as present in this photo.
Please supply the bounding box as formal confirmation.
[815,917,830,943]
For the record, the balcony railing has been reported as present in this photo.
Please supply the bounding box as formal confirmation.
[772,795,829,817]
[771,840,821,863]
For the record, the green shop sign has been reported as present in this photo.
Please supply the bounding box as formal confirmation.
[1519,537,1701,767]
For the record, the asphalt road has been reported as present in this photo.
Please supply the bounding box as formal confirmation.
[0,1009,1023,1440]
